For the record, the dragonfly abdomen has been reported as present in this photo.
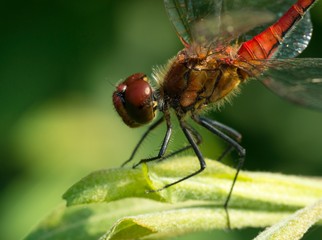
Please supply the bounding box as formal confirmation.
[238,0,316,60]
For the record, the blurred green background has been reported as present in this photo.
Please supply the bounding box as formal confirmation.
[1,0,322,239]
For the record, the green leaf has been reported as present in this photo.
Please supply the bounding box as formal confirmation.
[25,199,291,240]
[254,199,322,240]
[25,157,322,240]
[103,205,290,240]
[64,157,322,210]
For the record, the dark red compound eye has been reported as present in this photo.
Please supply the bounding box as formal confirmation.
[113,73,156,128]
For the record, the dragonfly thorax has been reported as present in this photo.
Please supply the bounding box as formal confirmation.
[156,48,247,116]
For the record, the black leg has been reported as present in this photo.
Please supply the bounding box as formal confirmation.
[217,145,234,162]
[132,115,173,168]
[156,124,202,162]
[192,115,246,209]
[133,122,202,167]
[148,118,206,192]
[121,117,164,167]
[198,116,242,162]
[199,117,242,142]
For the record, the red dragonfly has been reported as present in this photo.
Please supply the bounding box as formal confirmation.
[113,0,322,206]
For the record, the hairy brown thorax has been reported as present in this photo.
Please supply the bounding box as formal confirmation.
[160,47,249,115]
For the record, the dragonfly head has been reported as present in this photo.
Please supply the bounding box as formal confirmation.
[113,73,156,128]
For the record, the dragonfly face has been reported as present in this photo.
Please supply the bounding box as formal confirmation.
[113,73,156,128]
[112,0,321,203]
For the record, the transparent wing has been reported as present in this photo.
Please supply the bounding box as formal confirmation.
[273,14,313,59]
[253,58,322,111]
[164,0,273,47]
[191,10,274,48]
[163,0,223,46]
[164,0,313,56]
[225,0,314,58]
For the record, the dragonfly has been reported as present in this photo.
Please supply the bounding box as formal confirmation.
[113,0,322,208]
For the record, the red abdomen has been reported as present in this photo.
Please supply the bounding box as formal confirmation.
[238,0,316,60]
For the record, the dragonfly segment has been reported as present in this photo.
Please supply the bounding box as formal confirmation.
[238,0,317,60]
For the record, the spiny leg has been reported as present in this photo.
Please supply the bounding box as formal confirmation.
[132,115,172,168]
[133,122,202,168]
[198,117,242,162]
[121,117,164,167]
[156,124,202,162]
[148,118,206,192]
[193,115,246,228]
[199,117,242,141]
[193,115,245,206]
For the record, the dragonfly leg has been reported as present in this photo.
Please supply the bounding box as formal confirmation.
[198,116,242,162]
[155,124,202,163]
[133,120,202,169]
[121,117,164,167]
[148,118,206,192]
[132,115,172,168]
[192,114,246,226]
[218,146,234,162]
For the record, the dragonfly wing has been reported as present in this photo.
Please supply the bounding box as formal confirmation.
[253,58,322,111]
[164,0,314,55]
[163,0,223,46]
[239,0,310,36]
[240,0,314,58]
[273,14,313,59]
[164,0,274,47]
[191,10,274,48]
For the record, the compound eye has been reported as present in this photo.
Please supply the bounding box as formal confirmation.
[113,73,156,128]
